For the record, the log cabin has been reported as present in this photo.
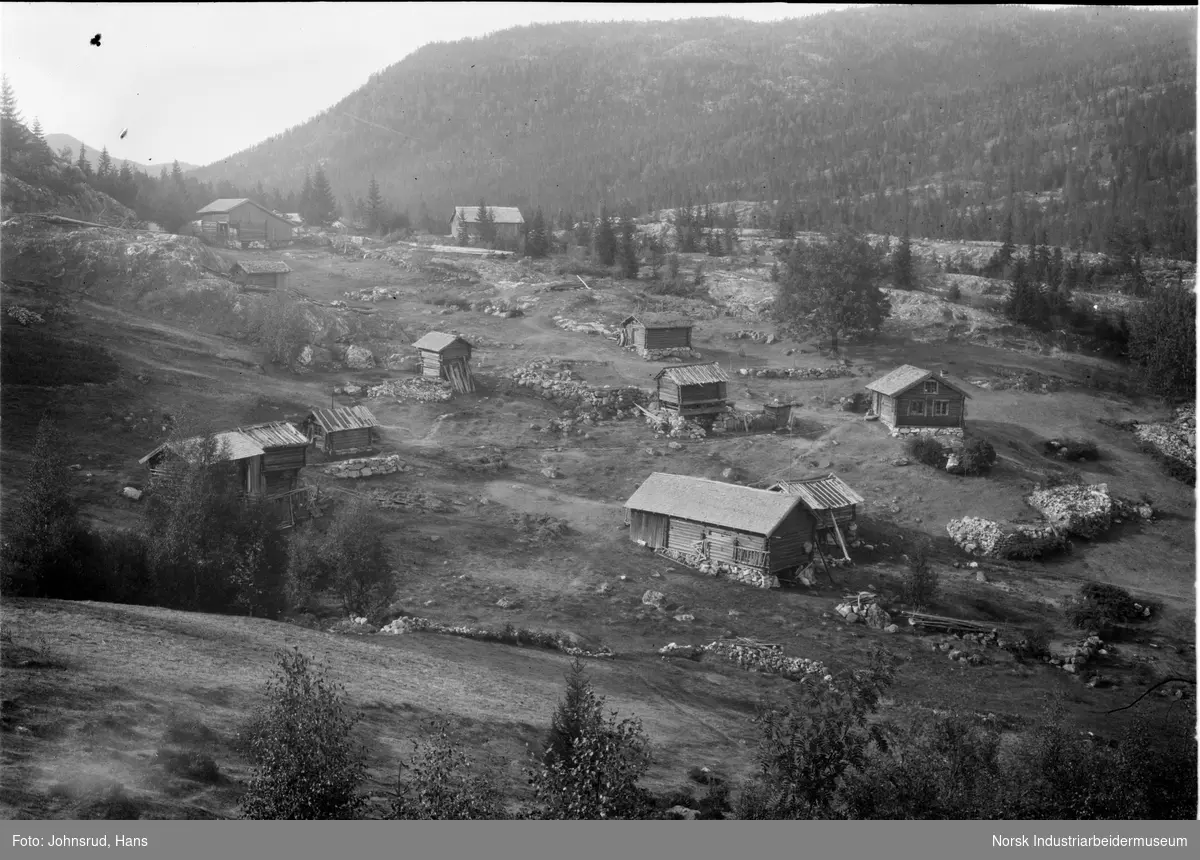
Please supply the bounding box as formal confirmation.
[653,362,730,418]
[196,198,294,246]
[303,406,380,457]
[864,365,970,432]
[619,313,693,355]
[624,472,816,577]
[449,205,525,245]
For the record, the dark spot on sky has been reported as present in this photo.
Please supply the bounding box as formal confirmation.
[90,34,101,47]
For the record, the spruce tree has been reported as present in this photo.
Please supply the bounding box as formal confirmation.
[892,229,915,290]
[527,207,548,258]
[311,166,337,225]
[998,209,1015,268]
[366,177,384,234]
[0,75,28,163]
[300,170,314,224]
[97,145,112,178]
[76,144,92,178]
[596,208,617,266]
[618,213,639,279]
[475,198,497,247]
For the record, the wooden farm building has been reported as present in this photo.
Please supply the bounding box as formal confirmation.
[653,363,730,418]
[138,421,312,527]
[412,331,475,393]
[230,260,291,290]
[624,473,816,576]
[865,365,970,432]
[196,198,294,246]
[449,205,525,243]
[619,313,693,355]
[767,474,865,560]
[303,406,380,457]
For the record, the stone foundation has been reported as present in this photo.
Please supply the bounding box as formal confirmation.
[322,454,408,479]
[890,426,965,440]
[736,366,852,380]
[639,346,702,361]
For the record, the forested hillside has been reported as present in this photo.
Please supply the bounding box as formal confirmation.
[190,6,1196,258]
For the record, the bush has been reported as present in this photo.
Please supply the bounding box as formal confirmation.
[393,721,506,819]
[238,649,367,820]
[946,283,962,303]
[1043,437,1100,461]
[905,435,947,469]
[157,748,222,783]
[1067,583,1145,631]
[903,542,939,608]
[958,436,998,476]
[316,499,395,617]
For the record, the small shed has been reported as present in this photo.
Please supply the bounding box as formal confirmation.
[619,313,693,355]
[653,362,730,418]
[864,365,970,432]
[230,260,291,290]
[138,421,311,527]
[623,472,816,576]
[762,399,795,430]
[413,331,475,393]
[303,406,380,457]
[767,474,865,559]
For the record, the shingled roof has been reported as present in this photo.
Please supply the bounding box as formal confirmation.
[768,474,865,511]
[624,472,802,536]
[233,260,292,274]
[413,332,472,353]
[865,364,971,398]
[653,362,728,385]
[452,206,525,225]
[306,406,379,434]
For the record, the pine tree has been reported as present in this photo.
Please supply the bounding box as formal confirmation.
[618,213,639,279]
[527,207,548,258]
[366,177,384,234]
[475,198,497,247]
[97,146,113,178]
[76,144,92,178]
[892,229,916,290]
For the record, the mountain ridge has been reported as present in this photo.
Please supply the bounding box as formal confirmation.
[44,133,200,175]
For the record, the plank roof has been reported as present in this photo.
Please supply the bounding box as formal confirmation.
[233,260,291,274]
[621,312,693,329]
[413,331,472,353]
[238,421,308,449]
[138,430,264,465]
[306,406,379,434]
[452,205,525,224]
[624,472,803,536]
[195,197,294,227]
[653,362,728,385]
[767,474,865,511]
[865,364,971,398]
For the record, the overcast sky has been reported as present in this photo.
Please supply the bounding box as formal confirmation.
[0,2,857,168]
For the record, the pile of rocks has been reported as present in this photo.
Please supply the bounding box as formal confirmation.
[835,593,894,630]
[946,516,1069,560]
[341,345,376,370]
[1025,483,1151,540]
[367,377,454,403]
[1133,407,1196,472]
[641,347,703,361]
[508,361,647,415]
[322,454,407,479]
[6,305,44,326]
[735,366,851,380]
[658,640,830,683]
[891,426,965,440]
[1046,634,1106,674]
[726,330,780,344]
[552,315,620,338]
[473,297,535,318]
[344,287,399,302]
[644,409,707,439]
[926,638,993,666]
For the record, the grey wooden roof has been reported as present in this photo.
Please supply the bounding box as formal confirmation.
[139,430,264,465]
[621,312,693,328]
[413,331,472,353]
[452,206,525,224]
[196,198,293,227]
[865,364,971,398]
[238,421,309,449]
[653,362,728,385]
[306,406,379,433]
[624,472,802,536]
[768,474,865,511]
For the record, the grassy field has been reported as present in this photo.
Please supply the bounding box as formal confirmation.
[1,232,1194,819]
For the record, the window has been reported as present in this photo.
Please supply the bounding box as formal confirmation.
[934,400,950,416]
[923,380,939,393]
[908,399,926,416]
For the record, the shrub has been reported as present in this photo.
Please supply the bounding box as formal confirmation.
[527,659,654,819]
[393,721,506,819]
[905,435,947,469]
[318,499,395,617]
[251,290,309,366]
[1043,437,1100,461]
[946,283,962,303]
[958,436,998,476]
[902,542,939,608]
[1067,583,1144,631]
[238,649,367,820]
[157,748,222,783]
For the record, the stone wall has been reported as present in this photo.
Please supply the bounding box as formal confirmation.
[660,640,829,682]
[946,515,1069,560]
[891,426,965,440]
[736,365,853,380]
[509,361,648,416]
[639,346,703,361]
[726,329,780,344]
[322,454,408,479]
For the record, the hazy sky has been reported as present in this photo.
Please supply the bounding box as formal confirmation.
[0,2,855,168]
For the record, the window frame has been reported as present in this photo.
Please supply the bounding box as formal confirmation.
[923,380,939,394]
[908,398,927,416]
[933,400,951,417]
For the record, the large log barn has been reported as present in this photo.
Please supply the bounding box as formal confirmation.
[624,472,816,579]
[653,363,730,418]
[864,364,970,432]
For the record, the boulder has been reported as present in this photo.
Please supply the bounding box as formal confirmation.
[642,590,666,610]
[122,487,143,501]
[496,597,520,610]
[540,466,561,479]
[296,344,314,367]
[343,345,375,370]
[666,806,699,821]
[674,614,695,622]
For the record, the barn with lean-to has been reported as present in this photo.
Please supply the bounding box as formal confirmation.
[623,472,817,582]
[413,331,475,393]
[767,473,865,561]
[302,406,380,457]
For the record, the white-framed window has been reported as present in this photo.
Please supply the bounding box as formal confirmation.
[923,380,939,393]
[934,400,950,416]
[908,399,926,416]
